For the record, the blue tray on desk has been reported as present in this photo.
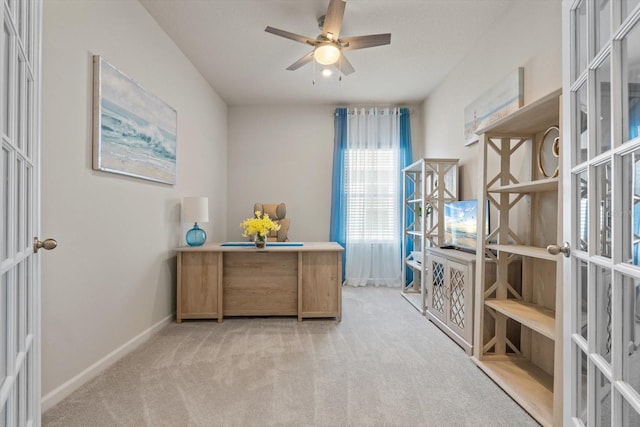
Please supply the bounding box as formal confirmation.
[220,242,304,247]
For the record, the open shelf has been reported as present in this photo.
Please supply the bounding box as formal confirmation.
[485,299,556,340]
[407,198,423,204]
[476,89,562,136]
[487,178,558,194]
[401,291,424,314]
[406,259,422,270]
[472,355,554,427]
[486,244,558,261]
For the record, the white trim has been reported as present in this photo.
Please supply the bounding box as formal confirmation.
[562,2,574,425]
[40,315,173,412]
[33,0,44,424]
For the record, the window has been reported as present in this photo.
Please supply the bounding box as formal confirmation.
[344,148,398,242]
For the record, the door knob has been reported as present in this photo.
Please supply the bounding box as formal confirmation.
[34,237,58,253]
[547,242,570,258]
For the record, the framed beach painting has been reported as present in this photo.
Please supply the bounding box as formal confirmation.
[463,67,524,146]
[93,55,177,184]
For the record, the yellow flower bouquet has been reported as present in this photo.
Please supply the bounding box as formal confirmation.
[240,211,281,247]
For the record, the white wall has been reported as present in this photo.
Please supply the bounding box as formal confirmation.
[227,105,334,241]
[227,104,423,241]
[41,0,227,406]
[421,0,562,200]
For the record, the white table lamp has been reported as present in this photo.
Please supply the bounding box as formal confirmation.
[183,196,209,246]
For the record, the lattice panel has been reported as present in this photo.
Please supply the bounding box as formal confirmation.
[432,261,445,314]
[484,136,533,249]
[449,267,465,329]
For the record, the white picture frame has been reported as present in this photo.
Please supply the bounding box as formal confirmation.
[93,55,177,184]
[463,67,524,146]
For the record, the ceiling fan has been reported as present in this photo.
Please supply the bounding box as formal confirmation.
[265,0,391,76]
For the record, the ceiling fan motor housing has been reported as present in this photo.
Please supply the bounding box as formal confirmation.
[264,0,390,76]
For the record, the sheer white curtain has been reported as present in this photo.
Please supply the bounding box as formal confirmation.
[344,107,401,287]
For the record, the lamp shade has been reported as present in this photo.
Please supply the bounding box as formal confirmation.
[314,43,340,65]
[182,197,209,224]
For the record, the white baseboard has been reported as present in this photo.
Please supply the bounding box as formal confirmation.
[41,314,173,412]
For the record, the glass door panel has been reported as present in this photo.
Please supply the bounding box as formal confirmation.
[576,0,589,81]
[596,161,612,257]
[596,0,611,54]
[578,258,589,339]
[576,344,589,423]
[596,56,612,155]
[1,147,8,261]
[622,148,640,266]
[1,273,5,384]
[575,83,589,165]
[622,274,640,394]
[596,369,612,425]
[577,170,589,251]
[15,157,22,253]
[2,24,9,137]
[624,0,640,19]
[625,20,640,142]
[595,265,613,363]
[622,397,640,425]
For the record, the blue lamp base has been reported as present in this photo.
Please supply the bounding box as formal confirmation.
[186,223,206,246]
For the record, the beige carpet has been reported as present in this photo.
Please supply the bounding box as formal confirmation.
[43,287,538,426]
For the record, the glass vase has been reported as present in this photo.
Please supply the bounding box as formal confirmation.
[255,234,266,249]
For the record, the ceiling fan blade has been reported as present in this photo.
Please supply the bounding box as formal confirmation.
[286,51,315,71]
[334,54,355,76]
[265,26,316,46]
[340,33,391,51]
[322,0,346,39]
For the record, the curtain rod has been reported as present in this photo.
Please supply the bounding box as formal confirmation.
[333,107,415,116]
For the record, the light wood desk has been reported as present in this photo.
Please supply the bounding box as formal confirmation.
[176,242,343,323]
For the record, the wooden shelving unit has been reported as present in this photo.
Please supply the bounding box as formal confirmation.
[472,89,563,427]
[484,299,556,340]
[477,355,554,424]
[401,158,458,314]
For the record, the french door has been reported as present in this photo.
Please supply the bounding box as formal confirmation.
[564,0,640,425]
[1,0,42,425]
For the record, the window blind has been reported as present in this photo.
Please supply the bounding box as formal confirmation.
[344,148,398,242]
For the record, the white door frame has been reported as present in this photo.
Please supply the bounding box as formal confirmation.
[1,0,43,425]
[563,1,640,425]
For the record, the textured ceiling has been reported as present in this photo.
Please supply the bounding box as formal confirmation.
[140,0,521,106]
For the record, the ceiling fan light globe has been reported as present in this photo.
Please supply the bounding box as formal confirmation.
[314,43,341,65]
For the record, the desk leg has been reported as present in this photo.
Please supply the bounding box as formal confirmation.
[218,253,224,323]
[177,252,182,323]
[337,251,342,322]
[297,252,303,322]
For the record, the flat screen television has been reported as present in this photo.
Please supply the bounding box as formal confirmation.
[442,199,489,253]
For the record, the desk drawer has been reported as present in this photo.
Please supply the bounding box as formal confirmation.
[223,252,297,316]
